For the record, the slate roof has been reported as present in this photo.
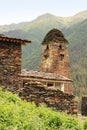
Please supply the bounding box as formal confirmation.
[21,69,72,82]
[0,34,31,45]
[42,28,68,44]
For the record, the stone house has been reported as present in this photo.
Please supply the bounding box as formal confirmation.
[0,29,72,94]
[21,69,72,94]
[0,34,31,92]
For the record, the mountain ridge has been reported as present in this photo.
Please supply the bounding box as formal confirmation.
[0,10,87,33]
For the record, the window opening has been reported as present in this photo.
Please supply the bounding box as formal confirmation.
[46,45,49,50]
[59,54,64,61]
[47,82,53,87]
[43,45,49,59]
[59,45,62,49]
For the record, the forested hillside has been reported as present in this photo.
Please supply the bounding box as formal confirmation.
[0,10,87,96]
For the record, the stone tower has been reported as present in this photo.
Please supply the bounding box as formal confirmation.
[40,28,71,79]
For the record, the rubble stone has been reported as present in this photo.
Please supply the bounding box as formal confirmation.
[19,82,78,114]
[81,96,87,116]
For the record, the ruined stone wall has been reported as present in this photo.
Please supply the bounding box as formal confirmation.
[81,96,87,116]
[0,42,22,92]
[19,83,78,114]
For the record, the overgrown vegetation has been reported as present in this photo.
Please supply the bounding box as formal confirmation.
[0,87,86,130]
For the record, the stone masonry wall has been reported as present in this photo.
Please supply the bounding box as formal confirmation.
[40,43,73,94]
[19,82,78,114]
[81,96,87,116]
[0,42,22,92]
[41,43,71,79]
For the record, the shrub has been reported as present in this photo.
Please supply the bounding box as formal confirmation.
[0,87,83,130]
[83,119,87,130]
[63,115,83,130]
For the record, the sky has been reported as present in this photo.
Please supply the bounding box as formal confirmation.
[0,0,87,25]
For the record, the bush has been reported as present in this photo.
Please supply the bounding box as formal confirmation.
[37,104,63,129]
[64,115,83,130]
[0,87,83,130]
[84,119,87,130]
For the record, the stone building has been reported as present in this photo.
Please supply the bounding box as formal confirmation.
[0,29,72,94]
[21,29,73,94]
[40,28,72,94]
[40,29,71,78]
[0,29,78,114]
[0,34,31,92]
[19,28,77,114]
[21,69,72,94]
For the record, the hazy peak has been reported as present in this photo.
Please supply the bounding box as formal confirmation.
[37,13,57,19]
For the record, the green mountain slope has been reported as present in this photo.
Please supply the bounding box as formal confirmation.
[65,19,87,96]
[0,10,87,95]
[63,10,87,26]
[70,38,87,96]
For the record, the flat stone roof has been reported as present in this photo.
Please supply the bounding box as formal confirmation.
[0,34,31,45]
[21,69,72,82]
